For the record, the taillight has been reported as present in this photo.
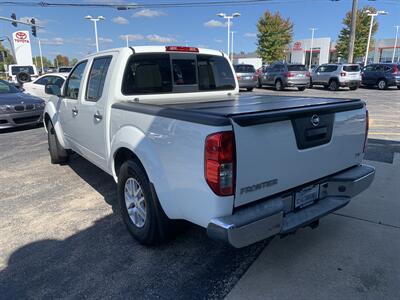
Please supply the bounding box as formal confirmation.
[393,64,398,74]
[340,72,347,77]
[236,74,241,80]
[253,75,258,80]
[363,110,369,153]
[306,72,311,77]
[286,72,295,77]
[205,131,235,196]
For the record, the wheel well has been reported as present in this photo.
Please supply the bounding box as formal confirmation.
[114,147,145,178]
[329,77,339,83]
[377,78,386,83]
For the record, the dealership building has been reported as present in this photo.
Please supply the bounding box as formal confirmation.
[234,37,400,67]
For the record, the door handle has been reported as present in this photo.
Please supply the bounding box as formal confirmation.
[72,107,78,116]
[94,112,103,121]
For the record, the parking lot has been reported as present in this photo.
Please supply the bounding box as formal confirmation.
[1,87,399,299]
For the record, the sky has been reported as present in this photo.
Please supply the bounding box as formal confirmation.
[0,0,399,61]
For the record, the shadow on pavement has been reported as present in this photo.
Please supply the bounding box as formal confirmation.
[365,139,400,164]
[0,213,268,299]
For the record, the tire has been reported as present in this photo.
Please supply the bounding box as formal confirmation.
[377,79,387,90]
[309,80,313,89]
[117,160,174,245]
[256,79,262,88]
[328,80,339,91]
[397,85,400,90]
[247,87,254,92]
[297,87,306,91]
[349,86,358,91]
[275,79,283,91]
[16,72,31,84]
[47,121,68,164]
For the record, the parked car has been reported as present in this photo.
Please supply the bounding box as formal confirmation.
[233,64,257,91]
[311,63,361,91]
[258,63,310,91]
[0,79,45,129]
[7,64,39,86]
[256,66,272,88]
[361,63,400,90]
[57,66,73,73]
[44,46,374,248]
[23,73,67,101]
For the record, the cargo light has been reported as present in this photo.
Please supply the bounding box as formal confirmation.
[363,110,369,153]
[205,131,235,196]
[165,46,199,53]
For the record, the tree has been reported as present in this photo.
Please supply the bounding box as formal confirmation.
[54,54,69,67]
[33,56,53,69]
[70,58,78,66]
[0,41,15,73]
[256,11,293,64]
[336,6,378,61]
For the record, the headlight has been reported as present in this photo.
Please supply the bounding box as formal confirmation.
[36,102,45,109]
[0,105,12,114]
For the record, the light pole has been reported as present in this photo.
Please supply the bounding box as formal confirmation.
[125,35,129,47]
[217,12,240,59]
[230,31,236,62]
[84,15,105,52]
[348,0,358,63]
[38,38,44,74]
[309,28,317,70]
[364,10,387,65]
[392,25,399,63]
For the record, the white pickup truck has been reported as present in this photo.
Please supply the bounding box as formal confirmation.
[44,46,375,248]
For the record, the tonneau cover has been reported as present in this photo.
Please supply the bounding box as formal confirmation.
[113,94,364,126]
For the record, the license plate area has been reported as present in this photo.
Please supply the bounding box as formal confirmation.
[294,184,320,209]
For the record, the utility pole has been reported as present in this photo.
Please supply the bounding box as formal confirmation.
[392,26,399,63]
[348,0,358,63]
[38,38,44,74]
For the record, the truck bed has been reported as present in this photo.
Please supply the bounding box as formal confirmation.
[112,94,364,126]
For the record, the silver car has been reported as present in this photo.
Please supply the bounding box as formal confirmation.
[234,64,257,91]
[258,63,310,91]
[311,63,361,91]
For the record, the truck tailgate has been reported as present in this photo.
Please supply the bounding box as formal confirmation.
[229,98,366,207]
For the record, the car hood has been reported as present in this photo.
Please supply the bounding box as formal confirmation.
[0,92,44,105]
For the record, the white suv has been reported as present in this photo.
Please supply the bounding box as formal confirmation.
[311,63,361,91]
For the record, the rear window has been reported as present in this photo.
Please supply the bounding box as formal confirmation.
[234,65,255,73]
[11,66,34,75]
[121,53,235,95]
[343,65,360,72]
[287,65,307,71]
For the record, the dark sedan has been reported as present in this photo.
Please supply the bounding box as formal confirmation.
[0,80,45,129]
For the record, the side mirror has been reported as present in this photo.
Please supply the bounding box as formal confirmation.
[45,84,62,96]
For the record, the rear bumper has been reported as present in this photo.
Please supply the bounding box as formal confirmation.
[207,164,375,248]
[286,79,310,87]
[0,110,43,129]
[339,80,360,87]
[238,80,257,89]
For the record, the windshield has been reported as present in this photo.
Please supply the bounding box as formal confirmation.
[288,65,308,71]
[11,66,34,75]
[343,65,360,72]
[234,65,256,73]
[0,80,20,94]
[58,67,73,73]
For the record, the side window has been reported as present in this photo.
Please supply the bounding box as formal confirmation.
[54,77,65,88]
[383,65,392,72]
[86,56,112,102]
[364,65,375,71]
[34,76,49,85]
[316,66,326,72]
[64,61,88,100]
[172,59,196,85]
[122,54,172,95]
[271,65,280,72]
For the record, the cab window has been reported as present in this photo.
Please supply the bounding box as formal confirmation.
[64,61,88,100]
[86,56,112,102]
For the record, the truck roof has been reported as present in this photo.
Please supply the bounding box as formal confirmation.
[83,46,225,59]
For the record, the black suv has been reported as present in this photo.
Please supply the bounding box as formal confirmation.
[361,63,400,90]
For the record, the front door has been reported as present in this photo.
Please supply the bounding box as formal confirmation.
[59,60,88,147]
[72,55,113,169]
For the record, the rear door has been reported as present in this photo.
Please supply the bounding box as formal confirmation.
[231,103,367,207]
[361,64,375,85]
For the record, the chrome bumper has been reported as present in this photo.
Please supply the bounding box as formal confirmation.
[207,164,375,248]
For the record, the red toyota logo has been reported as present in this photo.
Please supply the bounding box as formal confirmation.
[16,32,27,40]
